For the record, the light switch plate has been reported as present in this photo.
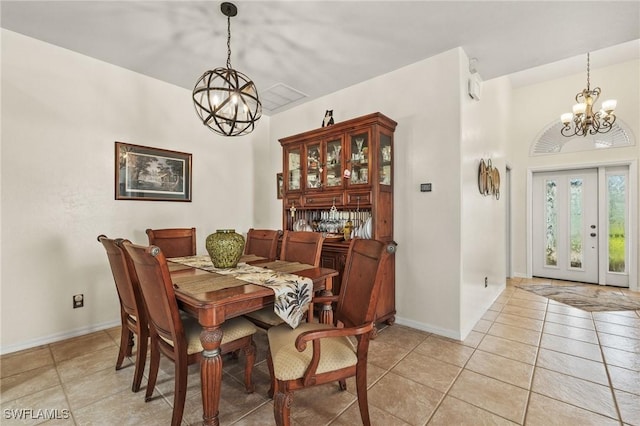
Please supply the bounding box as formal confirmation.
[420,183,432,192]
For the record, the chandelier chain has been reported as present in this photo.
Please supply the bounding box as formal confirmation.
[192,2,262,136]
[226,15,232,69]
[586,52,590,91]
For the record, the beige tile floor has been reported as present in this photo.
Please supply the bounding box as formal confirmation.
[2,278,639,425]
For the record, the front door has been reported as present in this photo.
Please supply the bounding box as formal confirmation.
[532,169,598,283]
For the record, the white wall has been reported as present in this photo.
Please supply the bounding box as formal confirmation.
[268,48,507,339]
[0,30,263,353]
[8,28,633,353]
[459,52,511,337]
[509,58,640,288]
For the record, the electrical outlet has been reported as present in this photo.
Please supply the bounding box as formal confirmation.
[73,294,84,309]
[484,277,488,288]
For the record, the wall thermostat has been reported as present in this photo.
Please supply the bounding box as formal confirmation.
[420,183,432,192]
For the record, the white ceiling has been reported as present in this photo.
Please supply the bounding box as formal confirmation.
[2,1,639,114]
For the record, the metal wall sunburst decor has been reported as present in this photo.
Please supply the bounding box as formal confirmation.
[478,158,500,200]
[192,2,262,137]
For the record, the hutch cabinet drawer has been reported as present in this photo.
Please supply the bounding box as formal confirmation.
[303,193,344,207]
[345,190,372,206]
[284,194,301,207]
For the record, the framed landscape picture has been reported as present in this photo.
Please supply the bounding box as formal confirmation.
[115,142,192,201]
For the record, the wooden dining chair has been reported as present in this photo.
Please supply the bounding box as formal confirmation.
[244,231,325,329]
[244,228,281,261]
[122,241,257,426]
[145,227,196,258]
[267,238,394,426]
[97,235,148,392]
[279,230,324,266]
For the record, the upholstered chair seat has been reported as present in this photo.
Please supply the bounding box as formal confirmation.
[268,323,357,381]
[160,315,257,356]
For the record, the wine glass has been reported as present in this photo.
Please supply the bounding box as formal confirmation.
[332,145,341,164]
[355,138,364,156]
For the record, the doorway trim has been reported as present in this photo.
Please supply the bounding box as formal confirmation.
[526,159,638,291]
[506,164,513,278]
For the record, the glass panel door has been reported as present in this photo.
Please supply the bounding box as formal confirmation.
[379,133,392,185]
[605,167,629,287]
[544,179,558,267]
[306,143,321,190]
[349,132,369,185]
[569,178,584,269]
[533,169,598,283]
[287,148,301,191]
[325,138,343,189]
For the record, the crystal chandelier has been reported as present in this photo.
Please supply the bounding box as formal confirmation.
[192,2,262,137]
[560,53,617,138]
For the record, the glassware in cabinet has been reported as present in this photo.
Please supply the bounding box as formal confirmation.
[305,143,321,189]
[348,131,370,186]
[324,138,343,189]
[286,147,302,191]
[379,132,392,186]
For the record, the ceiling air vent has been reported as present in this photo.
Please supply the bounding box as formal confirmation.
[260,83,307,113]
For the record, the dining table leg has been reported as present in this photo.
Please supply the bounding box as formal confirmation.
[199,325,223,426]
[319,277,334,325]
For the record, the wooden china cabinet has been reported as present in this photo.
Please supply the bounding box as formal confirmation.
[279,112,397,325]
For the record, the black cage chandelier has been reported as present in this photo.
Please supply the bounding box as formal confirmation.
[560,53,617,138]
[192,2,262,137]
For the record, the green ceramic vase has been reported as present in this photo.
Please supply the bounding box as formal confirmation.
[206,229,245,268]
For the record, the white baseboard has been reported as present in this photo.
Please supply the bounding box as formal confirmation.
[512,272,530,279]
[1,320,121,355]
[394,316,461,340]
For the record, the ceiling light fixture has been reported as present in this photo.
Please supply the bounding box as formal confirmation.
[560,53,616,138]
[192,2,261,137]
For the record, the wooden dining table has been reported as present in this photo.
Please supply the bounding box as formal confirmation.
[168,254,338,426]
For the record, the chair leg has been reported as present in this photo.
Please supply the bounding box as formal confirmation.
[171,351,188,426]
[126,331,135,357]
[273,384,293,426]
[145,341,160,402]
[242,339,256,394]
[338,379,347,391]
[266,351,275,398]
[116,318,131,369]
[131,327,148,392]
[355,362,371,426]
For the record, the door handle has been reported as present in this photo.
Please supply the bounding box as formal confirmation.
[590,233,597,237]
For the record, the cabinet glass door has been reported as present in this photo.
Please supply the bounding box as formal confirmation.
[306,143,321,189]
[349,132,369,185]
[379,133,392,186]
[325,138,343,188]
[287,148,301,191]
